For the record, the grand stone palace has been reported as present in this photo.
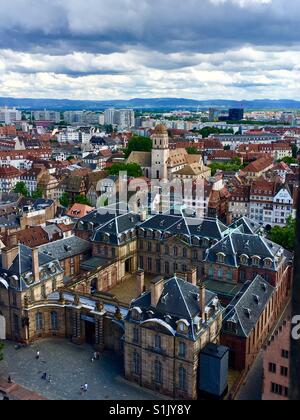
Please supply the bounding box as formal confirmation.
[0,126,293,399]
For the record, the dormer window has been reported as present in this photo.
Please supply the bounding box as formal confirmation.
[240,254,249,266]
[264,258,273,269]
[252,256,261,267]
[217,252,226,264]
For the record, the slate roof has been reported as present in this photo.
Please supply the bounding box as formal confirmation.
[127,276,221,341]
[39,236,92,261]
[205,231,292,271]
[229,217,262,235]
[222,275,275,338]
[92,212,140,245]
[139,214,227,243]
[0,244,63,291]
[0,214,19,229]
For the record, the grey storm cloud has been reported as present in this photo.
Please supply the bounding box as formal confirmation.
[0,0,299,55]
[0,0,300,100]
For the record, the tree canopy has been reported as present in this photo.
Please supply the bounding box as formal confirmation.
[13,181,30,197]
[59,192,70,208]
[124,136,152,158]
[269,216,296,252]
[31,187,44,199]
[107,163,143,178]
[186,146,200,155]
[278,156,298,165]
[74,194,92,206]
[209,158,244,176]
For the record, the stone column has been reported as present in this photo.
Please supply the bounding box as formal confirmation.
[71,307,84,345]
[92,302,106,352]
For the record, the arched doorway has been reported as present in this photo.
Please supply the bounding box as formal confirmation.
[0,311,6,340]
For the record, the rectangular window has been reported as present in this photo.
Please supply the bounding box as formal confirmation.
[271,383,283,395]
[281,350,289,359]
[269,363,276,374]
[280,366,288,377]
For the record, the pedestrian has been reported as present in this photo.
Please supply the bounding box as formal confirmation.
[84,383,88,393]
[48,374,52,384]
[94,352,98,360]
[7,376,13,384]
[91,356,94,363]
[36,350,40,360]
[41,372,47,380]
[80,385,84,396]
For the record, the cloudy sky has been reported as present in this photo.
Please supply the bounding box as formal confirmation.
[0,0,299,100]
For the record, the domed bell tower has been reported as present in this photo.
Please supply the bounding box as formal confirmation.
[151,124,170,180]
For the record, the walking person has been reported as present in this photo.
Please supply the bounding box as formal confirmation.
[84,383,89,394]
[36,350,40,360]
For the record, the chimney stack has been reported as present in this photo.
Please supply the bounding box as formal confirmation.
[8,231,18,248]
[200,279,206,321]
[1,246,19,270]
[150,277,165,307]
[187,267,197,286]
[32,248,40,283]
[136,269,145,298]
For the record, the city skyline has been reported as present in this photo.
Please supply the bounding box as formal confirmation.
[0,0,299,101]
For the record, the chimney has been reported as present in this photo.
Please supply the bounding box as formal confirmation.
[136,269,145,298]
[199,279,206,321]
[1,246,19,270]
[187,267,197,286]
[32,248,40,283]
[8,231,18,248]
[150,276,165,307]
[140,211,147,222]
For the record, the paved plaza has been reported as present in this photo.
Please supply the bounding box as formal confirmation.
[0,339,162,400]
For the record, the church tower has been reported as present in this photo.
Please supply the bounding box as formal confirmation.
[151,124,170,180]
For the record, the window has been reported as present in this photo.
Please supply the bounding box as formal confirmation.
[156,243,160,253]
[154,334,161,350]
[35,312,43,331]
[226,271,233,282]
[182,264,187,273]
[178,367,187,391]
[178,342,186,358]
[147,258,152,271]
[133,327,139,344]
[133,352,140,375]
[156,259,161,273]
[217,253,225,264]
[165,246,169,255]
[148,243,152,252]
[269,363,276,374]
[165,261,170,274]
[13,314,19,334]
[41,285,47,299]
[208,267,214,278]
[281,366,288,377]
[52,278,57,292]
[218,269,223,279]
[183,248,187,258]
[51,311,58,331]
[174,247,178,257]
[271,383,288,396]
[281,350,289,359]
[154,360,163,384]
[139,256,144,270]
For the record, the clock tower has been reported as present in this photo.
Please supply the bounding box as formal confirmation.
[151,124,170,180]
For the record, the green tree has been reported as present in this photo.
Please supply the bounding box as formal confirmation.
[279,156,298,165]
[107,163,143,178]
[59,192,70,207]
[269,216,296,251]
[124,136,152,158]
[74,195,92,206]
[13,181,29,197]
[31,187,44,199]
[209,158,243,176]
[67,156,75,161]
[186,146,200,155]
[292,144,298,159]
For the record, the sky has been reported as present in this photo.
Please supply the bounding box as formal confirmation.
[0,0,299,100]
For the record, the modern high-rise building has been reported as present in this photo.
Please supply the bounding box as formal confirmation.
[104,108,135,129]
[32,110,61,123]
[228,108,244,121]
[0,107,22,124]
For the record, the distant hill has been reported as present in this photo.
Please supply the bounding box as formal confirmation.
[1,97,300,111]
